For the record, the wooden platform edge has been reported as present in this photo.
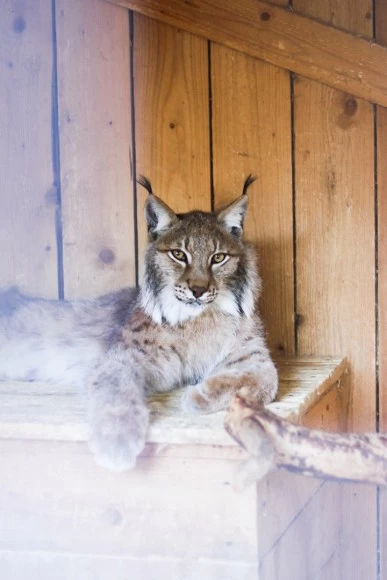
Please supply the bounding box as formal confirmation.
[0,358,349,449]
[272,356,350,424]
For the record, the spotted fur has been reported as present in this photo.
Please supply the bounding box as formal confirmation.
[0,176,278,470]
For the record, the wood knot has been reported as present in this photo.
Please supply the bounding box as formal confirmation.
[169,122,175,129]
[13,15,26,33]
[260,11,271,21]
[99,248,115,264]
[101,507,123,526]
[344,98,357,117]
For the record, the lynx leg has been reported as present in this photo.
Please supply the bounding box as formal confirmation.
[182,359,278,415]
[87,345,149,471]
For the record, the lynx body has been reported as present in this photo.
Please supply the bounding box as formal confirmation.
[0,177,278,470]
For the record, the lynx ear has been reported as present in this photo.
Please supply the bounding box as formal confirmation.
[217,175,256,237]
[144,194,178,237]
[217,195,248,237]
[138,176,178,237]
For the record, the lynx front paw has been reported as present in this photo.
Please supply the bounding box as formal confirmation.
[89,408,149,471]
[181,367,279,415]
[181,384,212,414]
[238,364,279,406]
[181,384,229,414]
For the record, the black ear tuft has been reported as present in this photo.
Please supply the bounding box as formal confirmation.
[137,175,154,196]
[242,174,257,196]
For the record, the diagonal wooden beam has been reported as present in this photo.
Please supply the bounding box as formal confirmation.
[106,0,387,108]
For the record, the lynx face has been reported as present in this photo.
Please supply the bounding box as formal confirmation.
[139,177,260,326]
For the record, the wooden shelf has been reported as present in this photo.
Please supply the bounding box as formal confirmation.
[0,357,349,446]
[0,357,350,580]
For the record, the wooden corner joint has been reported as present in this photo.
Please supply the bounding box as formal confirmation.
[225,394,387,487]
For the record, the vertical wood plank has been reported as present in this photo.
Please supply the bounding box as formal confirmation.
[294,79,375,425]
[376,0,387,431]
[260,480,343,580]
[211,42,294,580]
[293,0,373,36]
[133,15,211,273]
[0,0,58,297]
[257,472,322,576]
[375,2,387,578]
[376,0,387,48]
[211,47,294,355]
[56,0,135,298]
[294,75,376,580]
[293,0,375,422]
[293,2,376,579]
[258,367,351,580]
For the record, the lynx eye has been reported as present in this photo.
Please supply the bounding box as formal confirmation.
[211,253,227,265]
[169,249,187,263]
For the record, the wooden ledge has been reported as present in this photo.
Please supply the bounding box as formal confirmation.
[0,357,349,447]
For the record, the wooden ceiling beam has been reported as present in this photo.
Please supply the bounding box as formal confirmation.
[106,0,387,107]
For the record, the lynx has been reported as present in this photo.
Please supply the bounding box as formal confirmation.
[0,176,278,470]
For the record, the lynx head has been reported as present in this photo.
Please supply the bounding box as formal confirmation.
[138,176,261,326]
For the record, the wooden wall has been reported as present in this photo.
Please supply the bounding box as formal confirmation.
[1,0,385,577]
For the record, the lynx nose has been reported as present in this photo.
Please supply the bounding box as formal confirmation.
[190,285,208,299]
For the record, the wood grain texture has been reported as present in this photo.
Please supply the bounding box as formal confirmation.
[228,374,377,580]
[257,472,322,572]
[0,0,58,297]
[56,0,135,298]
[0,358,346,444]
[211,46,294,356]
[259,480,343,580]
[376,1,387,576]
[133,14,211,274]
[293,2,376,579]
[294,74,377,580]
[0,440,258,579]
[301,377,349,432]
[227,390,386,487]
[294,78,375,431]
[106,0,387,107]
[293,0,373,37]
[0,551,257,580]
[0,358,346,580]
[376,0,387,433]
[257,368,349,580]
[376,0,387,44]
